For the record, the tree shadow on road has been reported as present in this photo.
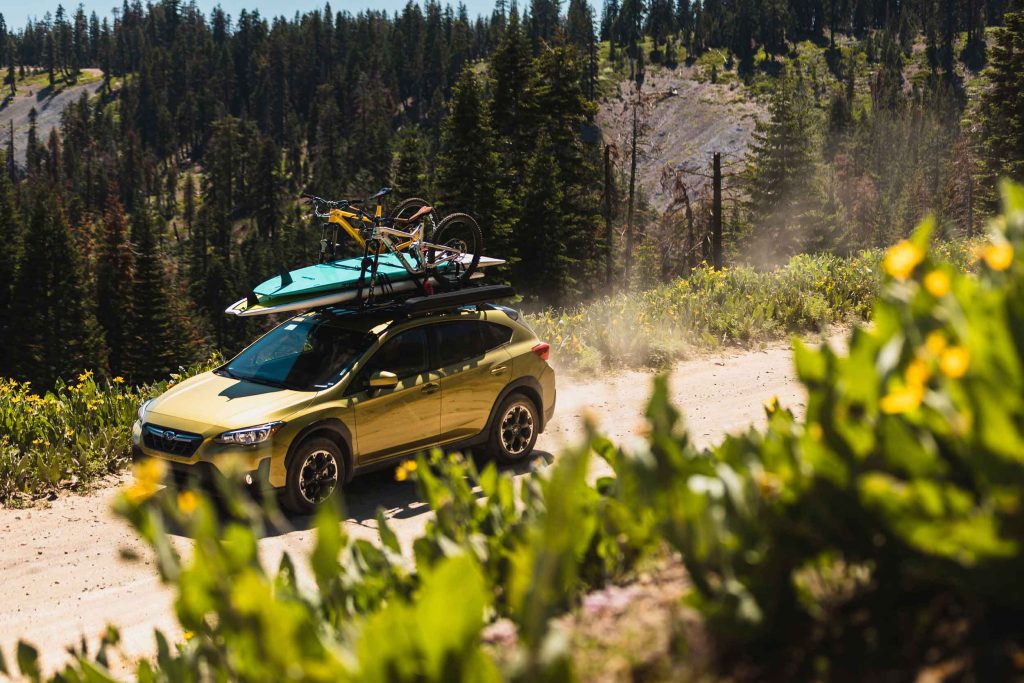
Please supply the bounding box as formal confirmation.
[160,449,554,542]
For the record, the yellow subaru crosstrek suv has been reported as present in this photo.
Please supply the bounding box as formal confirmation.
[132,302,555,513]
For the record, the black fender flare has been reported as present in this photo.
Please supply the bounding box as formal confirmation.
[483,377,546,438]
[285,418,355,482]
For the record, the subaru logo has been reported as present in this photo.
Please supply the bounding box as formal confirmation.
[164,430,177,442]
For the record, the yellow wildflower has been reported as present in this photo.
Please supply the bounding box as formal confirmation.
[764,395,779,414]
[77,370,93,382]
[124,458,166,504]
[925,331,947,357]
[394,463,409,482]
[183,630,195,642]
[923,270,950,297]
[884,241,924,281]
[983,242,1014,271]
[404,460,418,473]
[939,346,970,379]
[880,385,923,414]
[113,376,125,384]
[905,359,931,389]
[177,490,199,515]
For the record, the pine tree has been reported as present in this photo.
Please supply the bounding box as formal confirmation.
[744,67,821,261]
[490,8,537,185]
[8,191,105,387]
[975,11,1024,207]
[95,192,135,377]
[566,0,598,98]
[872,29,904,112]
[0,150,18,377]
[124,210,203,383]
[436,66,513,266]
[393,127,430,198]
[516,131,573,301]
[533,44,603,296]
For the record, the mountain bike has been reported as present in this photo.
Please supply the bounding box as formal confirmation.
[301,187,483,290]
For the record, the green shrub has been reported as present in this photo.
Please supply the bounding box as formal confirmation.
[605,186,1024,675]
[526,247,955,371]
[0,359,216,504]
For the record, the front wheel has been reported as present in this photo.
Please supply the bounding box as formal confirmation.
[282,437,345,514]
[430,212,483,286]
[487,393,539,464]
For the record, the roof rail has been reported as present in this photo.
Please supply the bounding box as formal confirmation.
[322,284,516,320]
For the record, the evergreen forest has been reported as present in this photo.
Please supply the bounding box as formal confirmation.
[0,0,1021,387]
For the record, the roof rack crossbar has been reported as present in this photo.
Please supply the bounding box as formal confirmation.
[319,284,516,319]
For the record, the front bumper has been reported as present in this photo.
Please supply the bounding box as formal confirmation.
[132,419,282,485]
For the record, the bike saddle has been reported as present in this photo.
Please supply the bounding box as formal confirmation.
[369,187,393,200]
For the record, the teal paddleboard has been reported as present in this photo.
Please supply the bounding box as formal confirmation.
[253,254,446,305]
[225,254,504,317]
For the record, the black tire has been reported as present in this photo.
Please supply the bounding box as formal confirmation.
[487,393,540,465]
[282,436,345,514]
[430,212,483,286]
[390,197,437,226]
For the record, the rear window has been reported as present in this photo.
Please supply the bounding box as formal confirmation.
[432,321,512,368]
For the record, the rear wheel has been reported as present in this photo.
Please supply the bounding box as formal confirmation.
[430,212,483,286]
[390,197,437,226]
[487,393,539,464]
[282,437,345,514]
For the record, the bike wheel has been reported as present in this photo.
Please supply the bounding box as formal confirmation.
[430,212,483,286]
[390,197,437,226]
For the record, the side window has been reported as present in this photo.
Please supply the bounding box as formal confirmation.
[357,327,429,386]
[433,321,486,369]
[481,322,513,350]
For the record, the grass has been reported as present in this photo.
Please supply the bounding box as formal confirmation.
[11,68,102,97]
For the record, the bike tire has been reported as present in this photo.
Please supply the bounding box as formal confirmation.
[430,212,483,286]
[390,197,437,226]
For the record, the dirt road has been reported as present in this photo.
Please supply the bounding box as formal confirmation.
[0,341,811,674]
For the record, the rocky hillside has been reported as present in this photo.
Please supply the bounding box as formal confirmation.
[597,63,762,213]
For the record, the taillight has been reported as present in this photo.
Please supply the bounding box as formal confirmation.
[531,342,550,361]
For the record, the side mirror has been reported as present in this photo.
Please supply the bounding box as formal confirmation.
[368,370,399,389]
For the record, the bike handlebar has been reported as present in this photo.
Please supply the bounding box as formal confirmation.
[302,193,368,218]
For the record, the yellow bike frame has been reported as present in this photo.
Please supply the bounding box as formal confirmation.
[328,204,418,252]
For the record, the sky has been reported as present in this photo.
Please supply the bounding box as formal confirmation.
[0,0,501,30]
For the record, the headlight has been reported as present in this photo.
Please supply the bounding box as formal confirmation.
[214,422,285,446]
[138,399,154,422]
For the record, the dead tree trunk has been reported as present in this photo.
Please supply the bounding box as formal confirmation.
[604,144,614,285]
[711,152,723,271]
[625,93,639,284]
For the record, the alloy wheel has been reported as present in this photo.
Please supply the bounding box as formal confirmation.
[500,404,535,456]
[298,449,339,504]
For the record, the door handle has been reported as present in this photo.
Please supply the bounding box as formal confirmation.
[490,366,508,376]
[421,382,440,395]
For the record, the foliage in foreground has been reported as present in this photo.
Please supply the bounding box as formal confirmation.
[527,240,975,371]
[0,360,215,505]
[6,185,1024,680]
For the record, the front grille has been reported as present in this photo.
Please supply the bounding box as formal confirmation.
[143,423,204,458]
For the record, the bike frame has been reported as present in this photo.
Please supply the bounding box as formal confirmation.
[324,206,462,277]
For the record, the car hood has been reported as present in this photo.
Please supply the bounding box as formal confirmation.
[145,371,316,434]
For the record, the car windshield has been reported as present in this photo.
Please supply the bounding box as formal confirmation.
[218,317,374,391]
